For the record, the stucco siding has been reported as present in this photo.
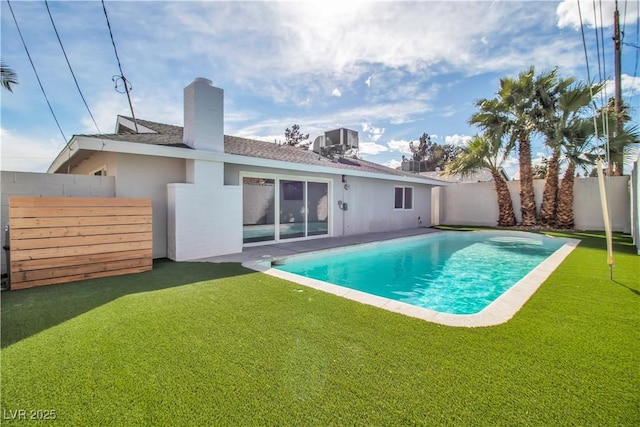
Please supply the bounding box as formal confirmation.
[226,163,432,239]
[341,176,430,236]
[69,152,187,258]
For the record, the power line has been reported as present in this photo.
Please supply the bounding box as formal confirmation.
[44,0,101,134]
[621,0,628,40]
[635,0,640,80]
[6,0,67,143]
[101,0,139,133]
[598,0,608,100]
[578,0,594,84]
[578,0,602,142]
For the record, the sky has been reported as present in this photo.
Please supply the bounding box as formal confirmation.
[1,0,639,176]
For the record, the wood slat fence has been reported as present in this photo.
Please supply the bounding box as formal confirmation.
[9,196,152,290]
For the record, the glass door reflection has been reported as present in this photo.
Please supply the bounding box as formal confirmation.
[242,177,276,243]
[307,182,328,236]
[279,180,306,239]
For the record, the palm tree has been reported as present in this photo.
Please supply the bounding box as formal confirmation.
[472,66,560,226]
[1,60,18,92]
[539,81,599,226]
[596,97,633,175]
[556,118,597,228]
[446,135,516,227]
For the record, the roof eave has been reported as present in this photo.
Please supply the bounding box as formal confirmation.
[49,136,448,185]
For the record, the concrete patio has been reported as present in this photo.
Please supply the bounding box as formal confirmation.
[195,227,440,264]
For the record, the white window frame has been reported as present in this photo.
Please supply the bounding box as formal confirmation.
[394,186,414,211]
[240,171,333,246]
[91,165,107,176]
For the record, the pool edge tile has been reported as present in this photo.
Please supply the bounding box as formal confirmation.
[245,235,581,328]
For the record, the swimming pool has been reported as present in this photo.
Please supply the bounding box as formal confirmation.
[259,231,579,326]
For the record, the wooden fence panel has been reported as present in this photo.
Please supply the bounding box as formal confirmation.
[9,196,152,290]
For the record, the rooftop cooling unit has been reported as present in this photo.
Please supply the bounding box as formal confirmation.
[313,128,359,155]
[312,135,326,154]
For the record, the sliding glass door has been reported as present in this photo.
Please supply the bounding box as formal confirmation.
[243,176,329,244]
[279,180,306,240]
[307,182,328,236]
[242,178,276,243]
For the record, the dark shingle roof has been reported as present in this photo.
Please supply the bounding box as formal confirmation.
[82,117,432,179]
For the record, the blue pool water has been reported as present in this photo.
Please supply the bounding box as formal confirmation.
[274,231,568,315]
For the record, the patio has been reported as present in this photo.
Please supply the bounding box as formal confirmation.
[197,227,440,264]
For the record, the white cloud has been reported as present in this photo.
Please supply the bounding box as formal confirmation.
[387,139,412,154]
[358,141,389,156]
[621,74,640,97]
[445,134,472,146]
[384,159,402,169]
[601,74,640,101]
[361,122,385,142]
[167,1,575,100]
[331,88,342,97]
[533,152,548,166]
[556,0,638,29]
[0,128,65,172]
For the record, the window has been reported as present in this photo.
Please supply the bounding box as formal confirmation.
[394,187,404,209]
[394,186,413,210]
[404,187,413,209]
[92,166,107,176]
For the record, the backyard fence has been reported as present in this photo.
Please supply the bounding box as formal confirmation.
[8,196,152,290]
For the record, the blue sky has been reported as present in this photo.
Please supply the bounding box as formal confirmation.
[2,0,639,176]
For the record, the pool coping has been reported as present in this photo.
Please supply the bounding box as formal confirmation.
[242,231,581,327]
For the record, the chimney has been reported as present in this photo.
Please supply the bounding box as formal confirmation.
[183,77,223,152]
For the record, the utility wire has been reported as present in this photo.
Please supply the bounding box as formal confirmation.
[578,0,603,144]
[592,0,604,84]
[621,0,628,41]
[634,0,639,121]
[6,0,67,142]
[44,0,101,134]
[635,0,640,80]
[598,0,608,103]
[101,0,138,133]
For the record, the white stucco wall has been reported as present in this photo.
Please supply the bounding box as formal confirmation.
[168,160,242,260]
[69,152,187,258]
[225,163,432,239]
[631,158,639,253]
[440,177,631,232]
[339,176,430,236]
[0,171,116,276]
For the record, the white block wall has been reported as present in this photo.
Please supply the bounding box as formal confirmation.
[631,157,640,253]
[440,177,631,232]
[168,160,242,260]
[0,171,116,275]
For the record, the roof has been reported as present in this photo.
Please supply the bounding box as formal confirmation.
[420,168,510,183]
[72,116,440,180]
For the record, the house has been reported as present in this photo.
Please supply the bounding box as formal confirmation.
[48,78,447,261]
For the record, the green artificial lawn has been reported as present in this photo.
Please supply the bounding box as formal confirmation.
[1,230,638,426]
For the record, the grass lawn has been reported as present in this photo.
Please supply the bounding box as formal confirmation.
[1,230,638,426]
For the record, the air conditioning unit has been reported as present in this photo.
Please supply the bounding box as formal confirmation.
[313,128,359,155]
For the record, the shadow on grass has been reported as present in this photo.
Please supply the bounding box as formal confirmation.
[613,280,640,296]
[1,259,254,349]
